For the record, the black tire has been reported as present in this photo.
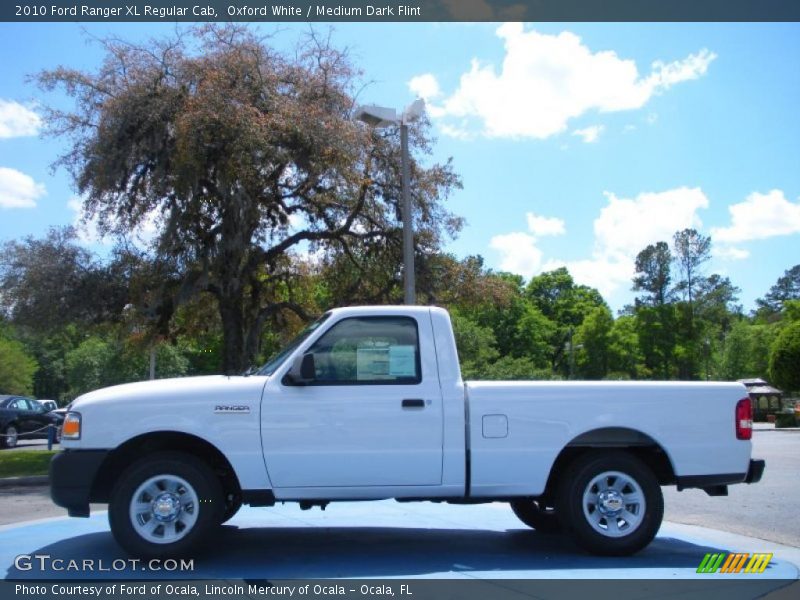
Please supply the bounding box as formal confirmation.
[220,492,242,524]
[510,499,563,534]
[1,425,19,449]
[556,451,663,556]
[108,452,223,558]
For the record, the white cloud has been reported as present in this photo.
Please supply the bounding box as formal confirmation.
[711,190,800,243]
[0,167,46,209]
[526,212,565,236]
[713,246,750,261]
[415,23,715,139]
[488,187,710,297]
[490,232,543,277]
[489,210,564,277]
[0,100,41,138]
[408,74,441,101]
[572,125,605,143]
[542,256,635,299]
[594,187,708,258]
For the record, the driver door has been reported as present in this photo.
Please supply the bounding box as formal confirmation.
[261,314,444,489]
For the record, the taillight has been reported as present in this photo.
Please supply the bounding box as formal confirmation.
[736,397,752,440]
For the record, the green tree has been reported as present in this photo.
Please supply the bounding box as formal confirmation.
[632,242,672,306]
[672,228,712,379]
[526,267,605,374]
[769,321,800,392]
[479,356,557,381]
[635,304,677,379]
[38,25,460,373]
[0,227,128,331]
[65,335,190,398]
[574,306,614,379]
[756,264,800,316]
[0,335,38,395]
[672,228,711,307]
[607,315,644,379]
[631,241,676,378]
[450,311,500,380]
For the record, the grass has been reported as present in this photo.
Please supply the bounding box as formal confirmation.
[0,450,56,478]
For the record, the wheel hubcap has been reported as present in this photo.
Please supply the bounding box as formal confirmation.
[151,493,182,522]
[6,427,17,446]
[582,470,645,538]
[129,474,199,544]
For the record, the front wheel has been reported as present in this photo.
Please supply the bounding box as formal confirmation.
[557,451,663,556]
[109,452,223,558]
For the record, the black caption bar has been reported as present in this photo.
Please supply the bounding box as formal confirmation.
[3,0,800,22]
[5,579,800,600]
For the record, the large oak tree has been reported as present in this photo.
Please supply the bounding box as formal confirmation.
[38,26,461,372]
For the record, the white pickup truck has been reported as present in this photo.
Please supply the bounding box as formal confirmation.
[51,306,764,558]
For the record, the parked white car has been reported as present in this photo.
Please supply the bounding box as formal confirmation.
[50,306,764,558]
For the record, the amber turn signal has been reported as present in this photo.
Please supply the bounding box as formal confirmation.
[62,413,81,440]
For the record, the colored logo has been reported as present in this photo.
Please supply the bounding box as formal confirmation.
[697,552,773,574]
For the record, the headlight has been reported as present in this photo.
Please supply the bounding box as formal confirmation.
[61,412,81,440]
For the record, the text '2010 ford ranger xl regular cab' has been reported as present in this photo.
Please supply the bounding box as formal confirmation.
[50,306,765,558]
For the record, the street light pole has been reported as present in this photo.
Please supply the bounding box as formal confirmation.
[400,122,415,305]
[354,99,425,306]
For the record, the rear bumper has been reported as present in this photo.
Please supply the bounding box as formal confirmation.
[676,459,765,493]
[49,450,109,517]
[745,458,765,484]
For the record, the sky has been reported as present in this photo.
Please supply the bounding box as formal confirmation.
[0,21,798,313]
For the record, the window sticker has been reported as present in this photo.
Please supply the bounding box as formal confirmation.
[356,345,391,380]
[389,345,416,377]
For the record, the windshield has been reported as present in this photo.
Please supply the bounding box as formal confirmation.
[256,312,331,376]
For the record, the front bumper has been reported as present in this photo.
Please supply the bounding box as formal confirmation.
[49,450,109,517]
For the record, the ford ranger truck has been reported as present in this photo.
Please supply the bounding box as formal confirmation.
[50,306,765,558]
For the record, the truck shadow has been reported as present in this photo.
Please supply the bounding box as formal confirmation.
[4,524,742,579]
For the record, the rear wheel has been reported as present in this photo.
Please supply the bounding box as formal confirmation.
[557,451,663,556]
[509,499,562,534]
[109,452,223,558]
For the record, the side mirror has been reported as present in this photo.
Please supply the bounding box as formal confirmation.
[287,353,316,385]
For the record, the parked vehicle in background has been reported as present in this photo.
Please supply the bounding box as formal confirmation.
[0,395,64,448]
[34,399,59,413]
[50,306,765,559]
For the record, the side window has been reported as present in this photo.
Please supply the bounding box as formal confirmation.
[306,317,421,385]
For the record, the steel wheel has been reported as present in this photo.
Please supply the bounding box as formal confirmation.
[109,452,223,558]
[582,470,645,538]
[557,451,663,556]
[128,474,199,544]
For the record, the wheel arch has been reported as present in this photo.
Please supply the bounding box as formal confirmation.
[90,431,242,503]
[540,427,676,502]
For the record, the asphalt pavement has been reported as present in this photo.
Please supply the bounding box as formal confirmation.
[2,500,800,581]
[1,429,797,583]
[664,426,800,547]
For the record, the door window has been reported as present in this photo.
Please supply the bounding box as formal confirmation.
[306,317,421,385]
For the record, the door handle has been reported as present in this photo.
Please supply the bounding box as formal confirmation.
[402,398,425,408]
